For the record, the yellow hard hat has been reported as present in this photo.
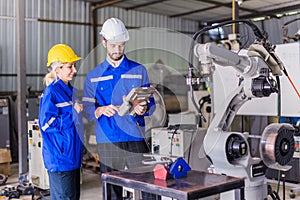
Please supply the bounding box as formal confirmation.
[47,44,81,67]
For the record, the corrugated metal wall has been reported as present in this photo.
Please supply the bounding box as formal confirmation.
[0,0,90,92]
[0,0,16,91]
[0,0,200,92]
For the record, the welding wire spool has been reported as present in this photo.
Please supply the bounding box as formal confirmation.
[260,123,295,167]
[263,132,277,162]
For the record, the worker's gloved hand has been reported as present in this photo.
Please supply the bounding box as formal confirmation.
[74,102,83,114]
[95,105,119,118]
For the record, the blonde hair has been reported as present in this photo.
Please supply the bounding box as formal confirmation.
[43,62,63,86]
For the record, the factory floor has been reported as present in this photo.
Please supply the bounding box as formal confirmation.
[2,162,300,200]
[2,162,102,200]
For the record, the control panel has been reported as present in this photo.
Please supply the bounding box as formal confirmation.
[28,120,49,190]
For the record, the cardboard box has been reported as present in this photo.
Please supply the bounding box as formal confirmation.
[0,162,10,175]
[0,148,12,163]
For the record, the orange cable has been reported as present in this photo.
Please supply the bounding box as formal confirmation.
[287,75,300,98]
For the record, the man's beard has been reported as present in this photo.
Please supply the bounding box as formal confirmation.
[108,52,123,61]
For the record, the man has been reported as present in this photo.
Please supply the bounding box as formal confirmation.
[82,17,157,199]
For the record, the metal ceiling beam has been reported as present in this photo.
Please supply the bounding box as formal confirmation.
[170,5,219,18]
[125,0,169,10]
[93,0,125,9]
[170,0,265,19]
[209,3,300,24]
[194,0,257,13]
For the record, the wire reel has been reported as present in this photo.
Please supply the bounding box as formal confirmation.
[260,123,295,170]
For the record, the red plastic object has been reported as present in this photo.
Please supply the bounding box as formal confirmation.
[153,164,169,180]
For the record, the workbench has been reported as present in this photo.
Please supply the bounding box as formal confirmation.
[101,166,245,200]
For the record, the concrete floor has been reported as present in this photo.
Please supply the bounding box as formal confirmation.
[2,162,102,200]
[80,167,102,200]
[2,163,300,200]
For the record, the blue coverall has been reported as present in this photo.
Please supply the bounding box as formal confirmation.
[39,78,84,200]
[82,55,154,144]
[82,55,157,199]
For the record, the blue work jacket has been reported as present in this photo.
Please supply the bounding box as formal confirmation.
[39,79,84,172]
[82,55,155,143]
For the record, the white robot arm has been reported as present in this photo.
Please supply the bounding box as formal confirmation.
[194,43,295,199]
[194,43,279,128]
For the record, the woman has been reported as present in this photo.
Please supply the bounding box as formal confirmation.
[39,44,84,200]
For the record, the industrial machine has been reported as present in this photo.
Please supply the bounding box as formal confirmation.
[189,20,297,199]
[144,125,210,173]
[151,126,195,158]
[120,20,297,200]
[141,126,211,199]
[27,120,49,190]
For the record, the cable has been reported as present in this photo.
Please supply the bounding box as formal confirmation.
[186,129,196,164]
[276,76,281,121]
[283,18,300,26]
[286,75,300,98]
[169,131,176,156]
[189,84,207,123]
[277,170,281,195]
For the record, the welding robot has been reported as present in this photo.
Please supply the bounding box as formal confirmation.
[189,20,296,200]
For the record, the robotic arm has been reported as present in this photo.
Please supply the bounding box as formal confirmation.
[194,42,295,199]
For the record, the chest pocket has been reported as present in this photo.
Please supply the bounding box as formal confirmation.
[92,75,114,104]
[98,80,113,92]
[55,101,73,129]
[93,75,113,92]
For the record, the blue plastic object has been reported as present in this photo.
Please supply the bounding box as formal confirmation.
[168,157,191,179]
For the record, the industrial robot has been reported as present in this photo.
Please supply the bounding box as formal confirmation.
[191,21,295,199]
